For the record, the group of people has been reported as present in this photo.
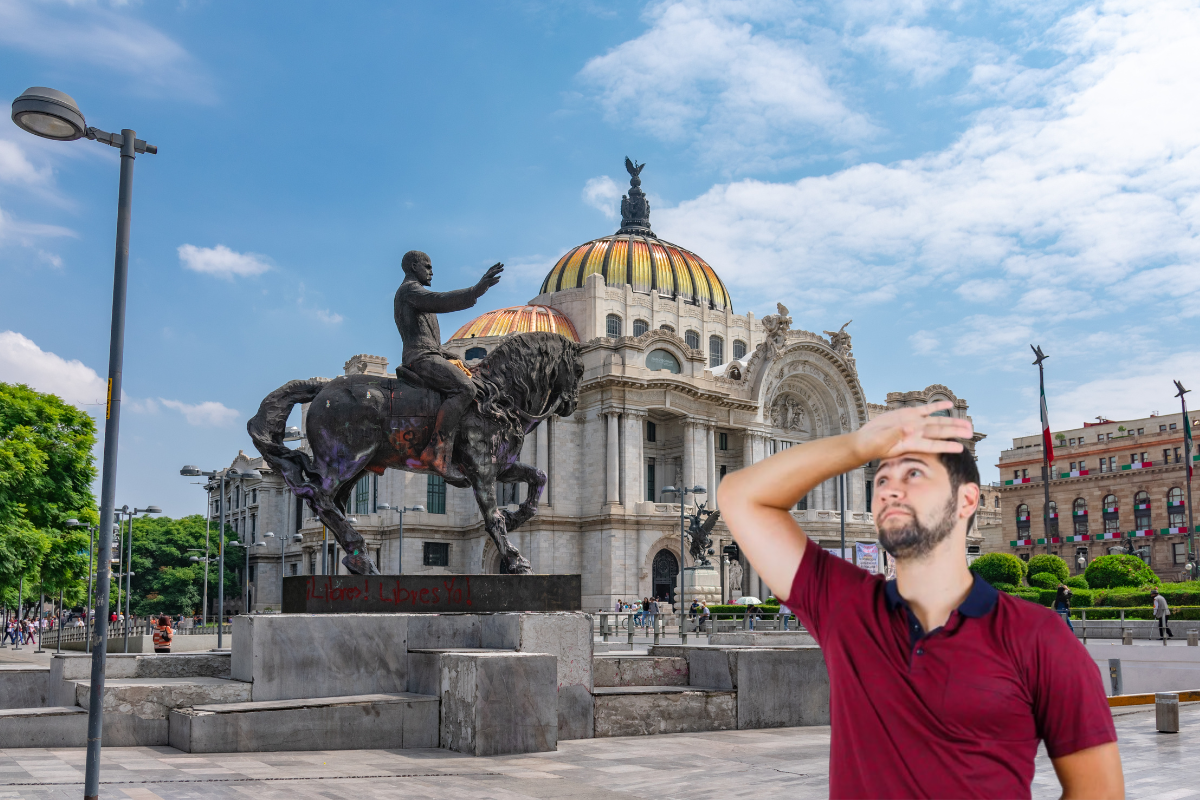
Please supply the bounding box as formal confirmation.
[1,618,45,645]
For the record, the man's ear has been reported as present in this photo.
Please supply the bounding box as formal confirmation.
[959,482,981,520]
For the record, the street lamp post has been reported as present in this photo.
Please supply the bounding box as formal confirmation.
[12,85,158,800]
[115,505,161,651]
[377,504,424,574]
[228,539,267,613]
[660,484,706,640]
[1174,382,1196,579]
[66,519,99,653]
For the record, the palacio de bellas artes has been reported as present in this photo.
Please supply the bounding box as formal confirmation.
[220,161,986,614]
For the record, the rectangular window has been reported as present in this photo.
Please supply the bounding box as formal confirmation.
[1108,456,1116,471]
[1079,460,1086,471]
[1107,432,1113,441]
[423,542,450,567]
[1165,449,1173,464]
[373,473,379,512]
[1022,469,1028,479]
[1137,428,1145,435]
[1142,452,1148,463]
[251,488,257,505]
[427,475,446,514]
[719,432,728,451]
[1176,448,1182,463]
[294,497,303,532]
[290,563,298,576]
[709,336,724,368]
[1130,453,1138,464]
[1176,542,1189,565]
[1100,459,1107,473]
[646,421,657,442]
[249,565,257,583]
[1069,438,1076,446]
[1171,423,1178,430]
[354,474,370,515]
[1070,462,1076,471]
[251,514,257,539]
[1014,470,1020,480]
[1161,425,1168,432]
[645,460,656,502]
[308,553,316,575]
[1098,435,1104,442]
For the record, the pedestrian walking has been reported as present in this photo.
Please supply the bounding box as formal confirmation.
[648,597,660,630]
[639,597,650,628]
[152,615,174,654]
[1152,588,1173,640]
[779,602,793,631]
[1054,584,1074,633]
[719,401,1122,798]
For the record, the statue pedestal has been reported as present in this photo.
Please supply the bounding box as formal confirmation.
[682,566,723,607]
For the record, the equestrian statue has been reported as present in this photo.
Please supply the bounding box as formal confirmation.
[248,250,584,575]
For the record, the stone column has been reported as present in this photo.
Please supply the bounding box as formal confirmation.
[606,411,620,505]
[536,421,550,506]
[682,420,695,492]
[622,411,646,508]
[742,429,755,471]
[706,425,717,508]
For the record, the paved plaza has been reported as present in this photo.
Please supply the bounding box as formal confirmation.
[0,703,1192,799]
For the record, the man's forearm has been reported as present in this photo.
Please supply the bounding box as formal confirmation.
[409,286,483,314]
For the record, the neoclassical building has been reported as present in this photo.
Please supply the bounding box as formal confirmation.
[217,164,983,613]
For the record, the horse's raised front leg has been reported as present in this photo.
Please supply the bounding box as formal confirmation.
[468,471,532,575]
[496,461,545,533]
[308,471,380,576]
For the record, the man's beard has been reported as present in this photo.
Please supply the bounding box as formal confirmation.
[877,494,958,561]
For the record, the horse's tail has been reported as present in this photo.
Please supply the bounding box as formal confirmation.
[246,379,326,500]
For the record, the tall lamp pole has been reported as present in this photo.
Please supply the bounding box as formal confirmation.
[377,504,424,574]
[1032,345,1054,556]
[11,86,158,800]
[1175,382,1196,577]
[661,484,706,629]
[116,506,160,651]
[66,520,99,653]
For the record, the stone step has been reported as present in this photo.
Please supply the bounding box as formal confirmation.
[592,685,736,738]
[168,692,439,752]
[73,677,253,746]
[0,665,50,709]
[593,656,688,687]
[0,707,85,747]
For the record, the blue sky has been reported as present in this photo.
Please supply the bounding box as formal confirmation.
[2,0,1199,516]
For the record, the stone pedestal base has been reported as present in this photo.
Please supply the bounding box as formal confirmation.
[685,567,723,606]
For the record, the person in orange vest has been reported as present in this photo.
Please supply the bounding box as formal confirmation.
[152,615,173,654]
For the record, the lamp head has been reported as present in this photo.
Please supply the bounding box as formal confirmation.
[180,466,203,477]
[11,87,86,141]
[376,503,392,511]
[662,486,678,495]
[691,485,706,494]
[411,505,425,513]
[190,556,199,562]
[65,518,80,527]
[141,506,162,514]
[291,534,303,542]
[264,532,275,538]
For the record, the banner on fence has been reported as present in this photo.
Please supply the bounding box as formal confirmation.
[824,547,852,561]
[856,542,880,573]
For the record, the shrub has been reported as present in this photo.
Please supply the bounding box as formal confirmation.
[1028,573,1061,590]
[1084,554,1162,589]
[1065,576,1088,590]
[970,553,1026,587]
[992,582,1018,593]
[1069,589,1094,608]
[1007,588,1042,602]
[1026,554,1069,584]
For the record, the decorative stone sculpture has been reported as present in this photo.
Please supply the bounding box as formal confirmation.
[685,502,721,567]
[759,303,792,361]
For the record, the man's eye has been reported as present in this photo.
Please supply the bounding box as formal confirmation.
[908,469,921,478]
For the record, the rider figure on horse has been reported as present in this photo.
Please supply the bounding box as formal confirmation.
[394,250,503,482]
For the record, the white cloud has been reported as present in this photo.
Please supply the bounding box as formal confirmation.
[0,330,106,408]
[311,309,343,325]
[909,329,938,354]
[0,139,52,187]
[854,24,971,85]
[158,398,239,427]
[0,0,215,101]
[955,279,1009,303]
[655,0,1200,322]
[178,244,272,279]
[580,0,878,169]
[583,175,622,220]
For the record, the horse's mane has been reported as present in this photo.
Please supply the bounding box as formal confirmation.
[471,332,579,430]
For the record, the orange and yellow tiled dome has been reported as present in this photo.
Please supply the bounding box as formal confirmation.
[538,158,732,311]
[450,304,580,342]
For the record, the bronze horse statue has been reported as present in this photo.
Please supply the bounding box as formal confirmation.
[248,332,583,575]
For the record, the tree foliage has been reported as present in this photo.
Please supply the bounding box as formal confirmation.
[1083,554,1161,589]
[128,515,236,617]
[969,552,1026,586]
[1026,553,1068,584]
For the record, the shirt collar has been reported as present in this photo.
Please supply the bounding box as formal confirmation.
[885,571,999,618]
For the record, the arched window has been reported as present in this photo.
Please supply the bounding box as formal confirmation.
[1103,494,1119,534]
[708,335,724,368]
[1016,504,1031,534]
[464,346,487,360]
[994,496,1000,508]
[633,319,649,337]
[646,349,681,374]
[659,324,675,334]
[1169,487,1186,527]
[1134,490,1151,530]
[606,314,622,338]
[684,329,700,349]
[1047,500,1058,536]
[652,549,679,603]
[1073,498,1088,536]
[733,339,747,360]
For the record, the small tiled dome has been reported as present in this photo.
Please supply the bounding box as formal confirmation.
[450,304,580,342]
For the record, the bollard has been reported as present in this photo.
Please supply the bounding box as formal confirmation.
[1122,629,1133,646]
[681,614,688,645]
[1189,630,1198,647]
[601,613,609,642]
[1156,693,1180,733]
[627,614,634,646]
[1108,659,1123,696]
[653,615,660,646]
[1081,610,1087,645]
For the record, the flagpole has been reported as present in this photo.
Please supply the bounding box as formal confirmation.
[1032,345,1053,557]
[1176,381,1195,578]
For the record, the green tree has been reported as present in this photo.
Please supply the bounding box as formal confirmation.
[127,515,237,617]
[41,529,91,608]
[969,552,1026,586]
[1026,554,1069,584]
[0,523,50,616]
[1083,554,1161,589]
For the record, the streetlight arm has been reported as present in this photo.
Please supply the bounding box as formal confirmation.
[86,127,157,155]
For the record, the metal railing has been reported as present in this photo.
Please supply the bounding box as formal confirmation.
[27,620,231,647]
[592,611,805,644]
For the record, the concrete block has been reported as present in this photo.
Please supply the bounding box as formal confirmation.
[409,614,482,649]
[75,677,253,746]
[593,687,736,737]
[440,652,557,756]
[593,656,688,687]
[683,649,738,690]
[0,707,87,747]
[169,693,438,753]
[735,648,829,728]
[232,614,408,701]
[0,666,50,709]
[709,631,817,647]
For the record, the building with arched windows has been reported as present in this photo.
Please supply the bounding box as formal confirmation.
[998,411,1198,580]
[218,162,984,612]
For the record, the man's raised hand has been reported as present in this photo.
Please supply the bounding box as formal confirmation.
[477,262,504,293]
[852,401,973,463]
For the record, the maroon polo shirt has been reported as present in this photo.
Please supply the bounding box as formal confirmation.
[789,538,1116,799]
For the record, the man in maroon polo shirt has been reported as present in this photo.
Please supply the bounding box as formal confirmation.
[718,401,1122,800]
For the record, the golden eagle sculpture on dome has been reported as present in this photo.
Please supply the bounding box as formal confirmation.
[619,156,654,237]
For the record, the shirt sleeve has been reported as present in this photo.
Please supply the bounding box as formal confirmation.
[1027,613,1117,759]
[404,284,482,314]
[787,537,875,642]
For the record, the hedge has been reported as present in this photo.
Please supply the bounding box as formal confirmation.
[1066,606,1200,620]
[970,552,1026,587]
[1064,576,1088,590]
[1084,554,1161,589]
[992,582,1018,593]
[1028,573,1060,591]
[1027,554,1069,584]
[706,603,781,616]
[1008,588,1042,602]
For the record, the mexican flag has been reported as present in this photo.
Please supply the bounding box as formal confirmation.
[1132,529,1156,537]
[1186,413,1194,479]
[1095,532,1120,540]
[1065,534,1090,542]
[1040,377,1055,465]
[1011,538,1034,546]
[1163,527,1189,534]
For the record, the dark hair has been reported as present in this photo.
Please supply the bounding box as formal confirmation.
[401,250,429,275]
[939,443,980,531]
[158,615,170,626]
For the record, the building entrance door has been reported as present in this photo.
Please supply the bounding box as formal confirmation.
[652,549,678,603]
